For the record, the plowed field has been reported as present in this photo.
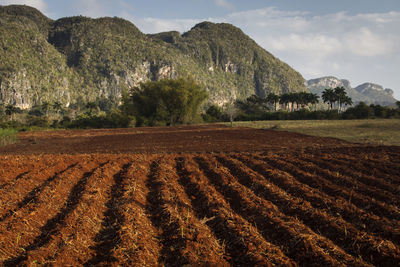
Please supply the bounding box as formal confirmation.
[0,125,399,266]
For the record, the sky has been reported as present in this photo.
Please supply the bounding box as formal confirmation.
[1,0,400,99]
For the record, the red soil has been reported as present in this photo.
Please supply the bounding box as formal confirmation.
[0,125,399,266]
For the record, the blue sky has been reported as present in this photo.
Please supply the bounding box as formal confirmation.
[2,0,400,99]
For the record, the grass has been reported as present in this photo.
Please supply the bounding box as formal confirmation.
[0,128,18,146]
[228,119,400,146]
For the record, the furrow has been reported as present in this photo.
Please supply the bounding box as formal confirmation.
[182,155,293,266]
[144,158,192,266]
[217,155,400,266]
[2,158,112,266]
[261,156,400,222]
[38,158,127,266]
[325,156,400,187]
[297,155,400,204]
[0,162,79,223]
[195,155,355,267]
[0,158,76,214]
[0,156,97,262]
[235,154,400,247]
[83,161,132,266]
[112,155,162,266]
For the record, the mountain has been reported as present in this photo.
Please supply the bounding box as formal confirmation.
[354,83,397,106]
[306,76,397,106]
[0,5,306,110]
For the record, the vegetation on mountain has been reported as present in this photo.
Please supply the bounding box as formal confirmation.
[0,4,306,114]
[307,77,397,106]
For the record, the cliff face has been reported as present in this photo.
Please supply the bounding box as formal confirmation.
[307,77,397,105]
[0,5,306,109]
[354,83,397,105]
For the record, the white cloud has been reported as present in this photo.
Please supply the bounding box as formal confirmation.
[120,7,400,98]
[213,0,234,10]
[0,0,47,12]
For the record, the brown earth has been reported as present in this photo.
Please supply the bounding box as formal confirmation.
[0,124,354,154]
[0,125,399,266]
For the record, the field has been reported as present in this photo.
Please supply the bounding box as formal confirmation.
[230,119,400,146]
[0,125,399,266]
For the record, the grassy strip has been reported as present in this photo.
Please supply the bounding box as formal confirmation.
[228,119,400,146]
[0,128,17,146]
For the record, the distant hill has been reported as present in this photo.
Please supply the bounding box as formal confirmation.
[306,76,397,106]
[0,5,306,109]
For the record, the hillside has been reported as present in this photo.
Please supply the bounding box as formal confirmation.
[0,5,306,109]
[307,76,397,106]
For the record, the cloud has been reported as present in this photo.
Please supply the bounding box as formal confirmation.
[213,0,234,10]
[120,7,400,98]
[0,0,47,12]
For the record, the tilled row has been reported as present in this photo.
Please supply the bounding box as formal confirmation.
[1,153,399,266]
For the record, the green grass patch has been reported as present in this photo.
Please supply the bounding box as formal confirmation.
[0,128,18,146]
[228,119,400,146]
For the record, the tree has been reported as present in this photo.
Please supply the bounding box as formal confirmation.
[321,88,337,110]
[85,102,98,116]
[266,93,280,111]
[279,94,291,111]
[53,101,63,115]
[5,104,21,121]
[342,96,353,108]
[396,101,400,110]
[235,95,268,116]
[334,86,350,113]
[307,93,320,111]
[129,78,207,126]
[41,101,52,116]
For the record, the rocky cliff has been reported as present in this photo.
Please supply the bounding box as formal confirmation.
[0,5,306,109]
[307,76,397,105]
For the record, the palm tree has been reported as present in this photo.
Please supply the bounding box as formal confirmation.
[307,93,320,111]
[279,94,290,111]
[342,96,353,109]
[266,93,280,111]
[297,92,311,109]
[321,88,337,110]
[334,86,348,113]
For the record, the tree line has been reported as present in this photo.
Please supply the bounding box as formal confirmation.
[1,79,400,130]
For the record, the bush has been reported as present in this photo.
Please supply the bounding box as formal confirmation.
[127,78,208,126]
[68,112,135,129]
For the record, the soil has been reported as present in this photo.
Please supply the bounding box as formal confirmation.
[0,125,399,266]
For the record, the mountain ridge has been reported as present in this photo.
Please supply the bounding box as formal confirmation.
[306,76,397,106]
[0,4,306,110]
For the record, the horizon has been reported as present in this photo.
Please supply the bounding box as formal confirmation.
[1,0,400,99]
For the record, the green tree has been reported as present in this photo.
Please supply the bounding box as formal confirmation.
[85,102,98,116]
[41,101,52,116]
[307,93,320,111]
[52,101,63,115]
[334,86,351,113]
[266,93,280,111]
[235,95,268,115]
[396,101,400,110]
[321,88,337,110]
[129,78,207,126]
[5,104,21,121]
